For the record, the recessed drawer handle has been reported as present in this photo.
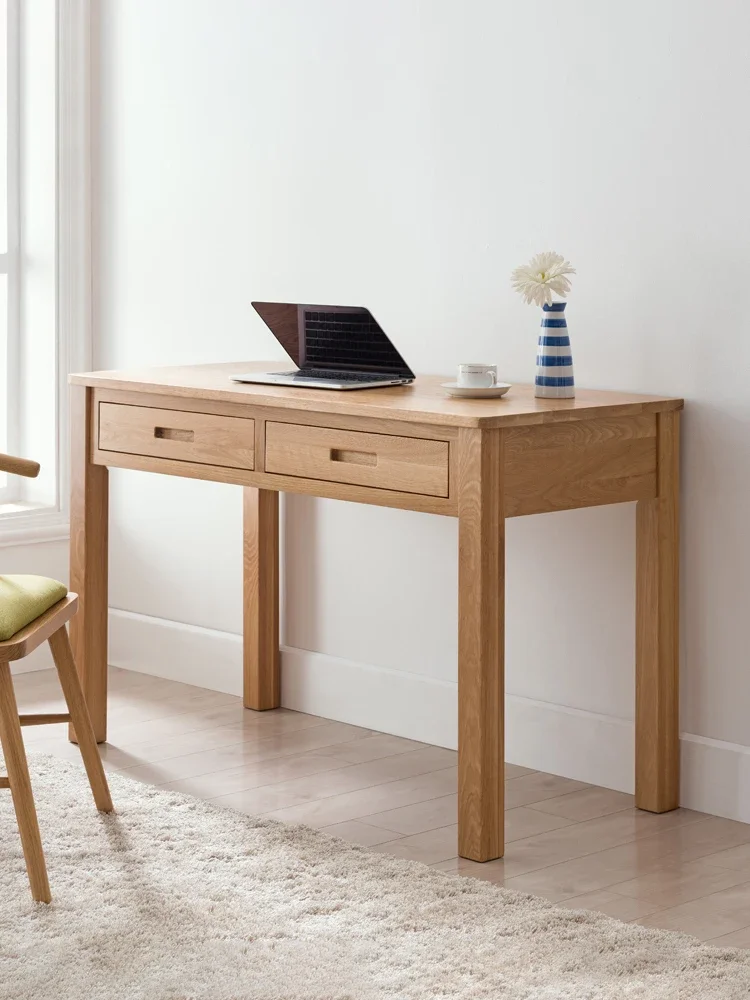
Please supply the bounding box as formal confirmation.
[330,448,377,467]
[154,426,194,443]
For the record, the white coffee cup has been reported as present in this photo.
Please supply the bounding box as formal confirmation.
[457,363,498,389]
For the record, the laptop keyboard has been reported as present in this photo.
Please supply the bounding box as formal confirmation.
[277,369,399,383]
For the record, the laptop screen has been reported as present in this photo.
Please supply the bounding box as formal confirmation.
[252,302,414,378]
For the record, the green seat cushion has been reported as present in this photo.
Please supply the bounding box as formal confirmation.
[0,575,68,641]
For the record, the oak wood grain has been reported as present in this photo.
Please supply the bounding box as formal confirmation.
[265,422,450,498]
[71,362,683,430]
[635,411,680,812]
[49,626,114,813]
[92,448,457,516]
[0,665,50,902]
[98,402,255,470]
[69,385,109,743]
[457,427,505,862]
[93,388,461,443]
[19,713,71,727]
[0,452,40,478]
[504,415,657,516]
[243,488,280,711]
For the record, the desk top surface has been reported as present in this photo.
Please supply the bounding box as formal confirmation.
[71,361,684,429]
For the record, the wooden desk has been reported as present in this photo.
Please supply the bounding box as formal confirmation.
[69,362,683,862]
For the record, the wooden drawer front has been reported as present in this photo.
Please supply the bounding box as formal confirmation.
[98,403,255,470]
[265,422,449,497]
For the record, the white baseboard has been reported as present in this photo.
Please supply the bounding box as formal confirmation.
[280,644,459,750]
[680,734,750,825]
[109,608,243,695]
[108,608,750,822]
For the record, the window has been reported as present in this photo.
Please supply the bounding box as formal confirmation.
[0,0,19,502]
[0,0,90,542]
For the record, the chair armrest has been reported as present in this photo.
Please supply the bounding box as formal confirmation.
[0,452,41,478]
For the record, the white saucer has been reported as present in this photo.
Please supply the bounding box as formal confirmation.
[441,382,512,399]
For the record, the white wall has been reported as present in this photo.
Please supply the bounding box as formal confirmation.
[94,0,750,819]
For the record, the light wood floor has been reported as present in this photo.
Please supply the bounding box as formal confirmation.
[11,666,750,946]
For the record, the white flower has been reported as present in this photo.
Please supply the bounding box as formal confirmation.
[511,251,576,307]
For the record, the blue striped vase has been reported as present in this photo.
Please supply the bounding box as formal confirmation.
[535,301,574,398]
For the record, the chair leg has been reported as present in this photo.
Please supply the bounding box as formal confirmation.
[48,627,113,813]
[0,665,51,903]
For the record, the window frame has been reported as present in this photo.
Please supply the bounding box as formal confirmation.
[0,0,21,504]
[0,0,91,545]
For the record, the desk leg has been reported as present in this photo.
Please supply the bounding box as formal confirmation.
[457,427,505,861]
[243,487,280,710]
[636,410,680,812]
[69,385,109,744]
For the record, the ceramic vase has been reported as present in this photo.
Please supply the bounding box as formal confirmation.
[535,302,574,399]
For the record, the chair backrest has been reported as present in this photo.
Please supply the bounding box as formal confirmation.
[0,452,40,479]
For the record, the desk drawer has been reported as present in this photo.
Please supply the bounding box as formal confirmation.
[98,403,255,470]
[265,421,449,497]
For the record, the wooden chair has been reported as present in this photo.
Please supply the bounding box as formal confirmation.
[0,452,113,903]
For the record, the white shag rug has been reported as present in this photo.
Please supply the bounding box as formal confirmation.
[1,755,749,999]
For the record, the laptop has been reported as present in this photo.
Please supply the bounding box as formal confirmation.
[231,302,416,390]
